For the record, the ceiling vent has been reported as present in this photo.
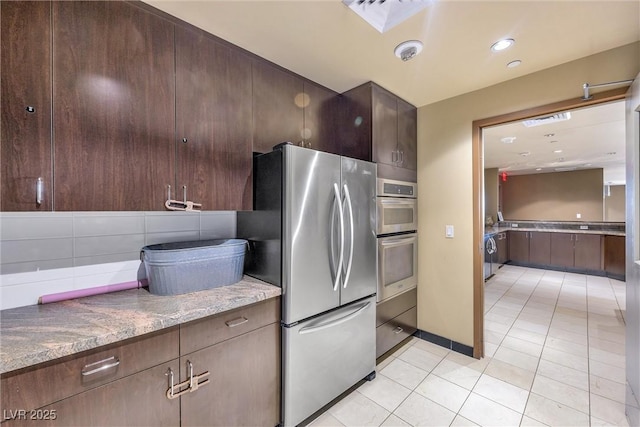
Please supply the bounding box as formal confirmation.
[522,112,571,128]
[342,0,430,33]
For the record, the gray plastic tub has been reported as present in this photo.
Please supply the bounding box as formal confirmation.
[141,239,247,296]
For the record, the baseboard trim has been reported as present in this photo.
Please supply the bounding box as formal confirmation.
[413,329,474,358]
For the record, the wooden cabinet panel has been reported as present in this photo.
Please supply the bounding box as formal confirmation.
[1,1,52,211]
[340,85,372,161]
[180,297,279,355]
[550,233,574,268]
[371,85,398,166]
[508,231,529,264]
[1,327,179,413]
[180,323,280,427]
[604,235,625,278]
[529,232,551,265]
[495,232,509,264]
[52,1,175,211]
[3,360,181,427]
[302,81,341,155]
[397,98,417,171]
[574,233,602,271]
[252,60,304,153]
[175,26,253,211]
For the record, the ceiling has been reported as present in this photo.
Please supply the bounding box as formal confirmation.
[143,0,640,108]
[143,1,638,185]
[483,100,627,185]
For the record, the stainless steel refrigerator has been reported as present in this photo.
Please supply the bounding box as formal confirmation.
[238,144,377,427]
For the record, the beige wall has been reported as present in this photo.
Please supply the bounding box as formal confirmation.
[417,42,639,347]
[605,184,625,222]
[484,168,499,225]
[502,169,603,221]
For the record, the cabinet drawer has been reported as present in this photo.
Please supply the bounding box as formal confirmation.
[1,327,179,412]
[180,297,280,355]
[376,306,417,358]
[376,288,416,327]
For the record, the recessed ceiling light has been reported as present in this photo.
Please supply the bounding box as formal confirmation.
[507,60,522,68]
[490,38,514,52]
[536,168,542,171]
[519,151,530,157]
[553,149,563,153]
[394,40,423,61]
[501,136,516,144]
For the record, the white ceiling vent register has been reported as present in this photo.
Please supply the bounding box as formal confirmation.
[342,0,430,33]
[522,112,571,128]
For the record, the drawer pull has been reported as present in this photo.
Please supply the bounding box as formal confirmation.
[225,317,249,328]
[81,356,120,376]
[393,327,404,334]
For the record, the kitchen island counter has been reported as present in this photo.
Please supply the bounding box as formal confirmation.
[0,276,280,374]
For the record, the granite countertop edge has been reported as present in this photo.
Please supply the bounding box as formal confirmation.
[0,276,281,374]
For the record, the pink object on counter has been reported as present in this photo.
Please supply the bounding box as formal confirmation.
[38,281,141,304]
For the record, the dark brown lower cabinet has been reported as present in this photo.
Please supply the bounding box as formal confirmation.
[529,232,550,265]
[549,233,575,268]
[508,231,529,264]
[180,323,280,427]
[605,235,626,278]
[574,234,602,271]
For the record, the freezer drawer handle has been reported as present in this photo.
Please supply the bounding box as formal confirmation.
[225,317,249,328]
[393,327,404,334]
[81,356,120,376]
[298,301,371,335]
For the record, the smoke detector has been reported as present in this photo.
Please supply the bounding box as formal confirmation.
[394,40,423,61]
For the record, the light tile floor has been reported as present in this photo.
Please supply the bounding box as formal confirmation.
[309,265,628,426]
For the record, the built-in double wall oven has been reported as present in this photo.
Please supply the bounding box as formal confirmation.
[376,178,418,303]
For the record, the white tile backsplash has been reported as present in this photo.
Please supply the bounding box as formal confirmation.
[0,211,237,310]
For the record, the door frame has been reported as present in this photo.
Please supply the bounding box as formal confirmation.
[471,87,628,359]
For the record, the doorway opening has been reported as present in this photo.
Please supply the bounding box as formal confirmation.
[471,87,628,358]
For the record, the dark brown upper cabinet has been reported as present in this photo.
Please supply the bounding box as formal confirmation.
[252,60,305,154]
[302,81,341,155]
[1,1,53,211]
[175,26,253,211]
[341,82,417,182]
[52,1,175,211]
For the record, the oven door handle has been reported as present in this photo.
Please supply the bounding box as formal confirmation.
[333,183,345,292]
[380,236,417,247]
[342,184,355,289]
[378,198,416,205]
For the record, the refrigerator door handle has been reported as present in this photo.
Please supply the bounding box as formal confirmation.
[342,184,355,289]
[333,183,345,291]
[298,301,371,335]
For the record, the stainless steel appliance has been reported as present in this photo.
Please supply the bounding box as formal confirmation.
[376,178,418,303]
[238,144,377,427]
[376,178,417,235]
[377,232,418,302]
[484,234,497,280]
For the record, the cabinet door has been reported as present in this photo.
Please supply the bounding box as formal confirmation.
[604,235,625,278]
[175,27,252,211]
[1,1,52,211]
[302,81,340,155]
[252,60,304,153]
[508,231,529,264]
[371,85,398,166]
[495,233,509,264]
[52,1,175,211]
[339,84,372,161]
[396,98,417,171]
[550,233,574,268]
[574,233,602,271]
[529,232,551,265]
[3,361,180,427]
[180,323,280,427]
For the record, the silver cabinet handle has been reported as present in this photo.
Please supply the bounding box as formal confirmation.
[225,317,248,328]
[81,356,120,376]
[391,151,397,163]
[342,184,355,289]
[36,177,43,205]
[333,183,345,292]
[399,150,404,165]
[393,327,404,334]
